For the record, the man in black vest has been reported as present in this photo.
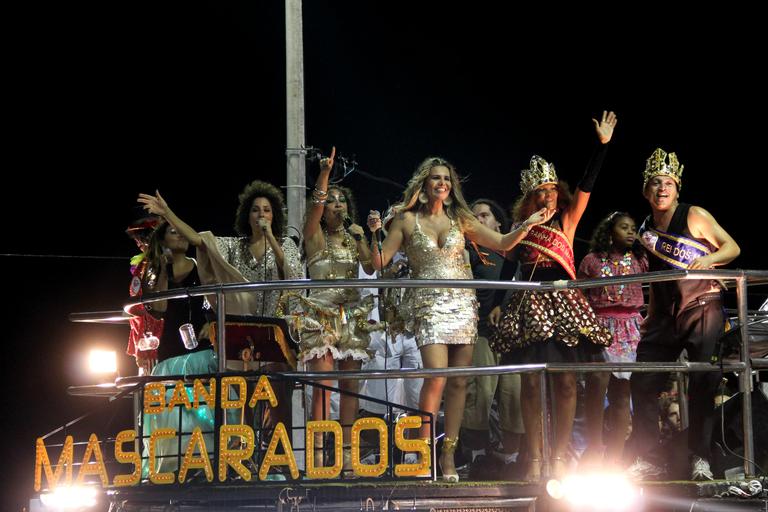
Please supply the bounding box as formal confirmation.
[627,148,740,480]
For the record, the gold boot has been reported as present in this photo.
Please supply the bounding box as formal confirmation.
[439,436,459,483]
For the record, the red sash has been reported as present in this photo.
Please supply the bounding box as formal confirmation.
[519,224,576,279]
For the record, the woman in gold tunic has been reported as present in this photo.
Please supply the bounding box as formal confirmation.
[289,147,380,472]
[367,157,553,482]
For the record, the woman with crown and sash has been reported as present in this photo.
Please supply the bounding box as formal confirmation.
[490,110,618,481]
[367,157,554,482]
[626,148,740,481]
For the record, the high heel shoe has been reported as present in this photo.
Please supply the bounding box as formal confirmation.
[524,457,542,482]
[439,436,459,483]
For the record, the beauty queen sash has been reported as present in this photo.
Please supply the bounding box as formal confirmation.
[638,220,712,270]
[520,224,576,279]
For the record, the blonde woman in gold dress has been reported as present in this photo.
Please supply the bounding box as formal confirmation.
[367,157,553,481]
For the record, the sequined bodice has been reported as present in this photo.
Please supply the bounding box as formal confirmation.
[307,237,358,280]
[406,214,472,280]
[306,232,360,304]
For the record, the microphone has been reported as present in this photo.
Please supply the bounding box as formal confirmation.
[258,218,268,232]
[370,210,384,255]
[343,215,362,241]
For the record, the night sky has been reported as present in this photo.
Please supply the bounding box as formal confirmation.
[4,2,764,509]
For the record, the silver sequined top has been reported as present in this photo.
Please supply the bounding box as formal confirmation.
[215,236,303,316]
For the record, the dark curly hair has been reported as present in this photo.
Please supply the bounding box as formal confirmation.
[470,198,509,233]
[511,181,574,223]
[234,180,286,239]
[588,211,644,258]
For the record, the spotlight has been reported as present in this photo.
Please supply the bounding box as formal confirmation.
[39,485,98,509]
[546,472,639,510]
[88,349,117,374]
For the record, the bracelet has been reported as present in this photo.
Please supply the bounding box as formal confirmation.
[313,187,328,197]
[521,223,532,233]
[312,197,326,205]
[359,258,372,265]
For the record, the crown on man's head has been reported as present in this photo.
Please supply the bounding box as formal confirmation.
[643,147,683,190]
[520,155,559,195]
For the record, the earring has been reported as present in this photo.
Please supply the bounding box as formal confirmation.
[418,191,428,204]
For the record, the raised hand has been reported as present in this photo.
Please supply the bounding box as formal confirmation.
[525,207,556,228]
[137,190,170,217]
[367,210,382,233]
[319,146,336,174]
[592,110,618,144]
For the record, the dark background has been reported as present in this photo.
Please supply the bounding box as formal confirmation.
[4,2,763,509]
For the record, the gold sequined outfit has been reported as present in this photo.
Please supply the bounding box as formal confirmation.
[284,231,380,363]
[403,214,477,347]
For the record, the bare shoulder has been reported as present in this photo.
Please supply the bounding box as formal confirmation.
[688,205,715,220]
[393,210,416,232]
[687,205,718,231]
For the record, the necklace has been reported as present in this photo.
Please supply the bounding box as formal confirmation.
[323,227,357,280]
[600,251,632,302]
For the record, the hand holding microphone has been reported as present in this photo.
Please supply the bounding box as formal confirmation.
[343,215,363,241]
[367,210,384,254]
[258,218,269,234]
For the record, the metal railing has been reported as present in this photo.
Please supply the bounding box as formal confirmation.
[70,268,768,478]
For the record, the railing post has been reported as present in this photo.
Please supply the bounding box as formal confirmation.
[217,291,226,374]
[539,369,550,478]
[737,273,755,476]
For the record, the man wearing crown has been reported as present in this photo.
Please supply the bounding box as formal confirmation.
[627,148,740,481]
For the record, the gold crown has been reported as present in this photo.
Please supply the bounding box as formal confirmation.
[520,155,558,194]
[643,148,683,190]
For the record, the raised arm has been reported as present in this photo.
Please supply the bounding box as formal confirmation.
[465,208,555,251]
[687,206,741,269]
[561,110,618,237]
[303,147,335,252]
[137,190,202,246]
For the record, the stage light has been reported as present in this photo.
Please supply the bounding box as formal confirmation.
[546,472,639,510]
[39,485,98,509]
[88,349,117,374]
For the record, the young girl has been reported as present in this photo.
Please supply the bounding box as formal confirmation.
[578,211,648,469]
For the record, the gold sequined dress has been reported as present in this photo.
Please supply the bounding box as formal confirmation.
[283,231,380,363]
[403,214,478,347]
